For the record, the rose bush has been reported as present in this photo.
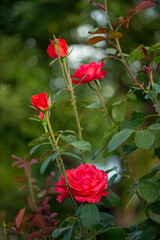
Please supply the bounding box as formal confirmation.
[31,92,50,112]
[47,38,68,58]
[55,163,109,203]
[71,61,107,85]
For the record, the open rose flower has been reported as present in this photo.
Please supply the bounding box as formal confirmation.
[55,163,109,203]
[31,92,50,112]
[71,61,107,85]
[47,38,68,58]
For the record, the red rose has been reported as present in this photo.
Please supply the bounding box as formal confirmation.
[39,112,45,120]
[31,92,50,111]
[47,38,68,58]
[71,61,107,85]
[55,163,109,204]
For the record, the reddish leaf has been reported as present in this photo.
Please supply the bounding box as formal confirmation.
[136,0,156,13]
[88,27,108,34]
[12,160,23,167]
[45,172,55,190]
[15,208,25,229]
[14,176,26,183]
[12,155,23,161]
[27,197,35,211]
[44,226,57,234]
[23,213,34,222]
[33,214,46,229]
[31,177,38,184]
[28,231,43,240]
[126,8,136,17]
[107,31,124,39]
[48,187,57,194]
[29,158,39,165]
[88,36,107,45]
[18,185,27,191]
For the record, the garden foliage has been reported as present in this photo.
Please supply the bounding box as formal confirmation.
[4,0,160,239]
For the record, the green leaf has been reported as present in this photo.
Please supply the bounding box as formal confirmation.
[80,204,99,230]
[151,201,160,214]
[104,121,121,140]
[139,170,157,181]
[51,89,64,104]
[125,184,139,210]
[127,45,145,64]
[107,129,134,153]
[63,229,73,240]
[29,142,51,155]
[155,147,160,159]
[149,42,160,52]
[49,58,58,66]
[139,183,159,202]
[51,226,72,238]
[106,48,117,55]
[89,227,125,239]
[131,111,144,119]
[123,144,137,155]
[134,130,155,149]
[148,123,160,130]
[70,141,91,152]
[99,212,114,228]
[107,30,124,39]
[40,148,62,174]
[92,147,105,160]
[28,132,50,146]
[145,91,154,99]
[108,174,118,188]
[129,230,156,240]
[86,102,102,109]
[120,119,137,130]
[154,83,160,94]
[62,152,82,161]
[112,102,127,122]
[104,190,122,207]
[60,135,78,144]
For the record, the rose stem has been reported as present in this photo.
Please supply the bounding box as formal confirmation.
[63,61,83,141]
[149,70,160,117]
[93,80,150,217]
[44,112,78,210]
[54,40,85,163]
[104,0,143,89]
[103,0,151,218]
[92,81,112,126]
[45,112,87,238]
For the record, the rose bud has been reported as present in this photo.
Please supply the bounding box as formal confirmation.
[47,38,68,59]
[31,92,50,112]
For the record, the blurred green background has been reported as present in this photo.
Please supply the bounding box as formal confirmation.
[0,0,160,227]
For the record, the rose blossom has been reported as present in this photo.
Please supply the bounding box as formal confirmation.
[31,92,50,111]
[55,163,109,204]
[47,38,68,58]
[39,112,45,120]
[71,61,107,85]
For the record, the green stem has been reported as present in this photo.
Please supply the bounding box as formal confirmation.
[42,120,62,173]
[120,150,150,219]
[45,111,78,210]
[63,61,83,141]
[93,82,112,127]
[104,0,143,89]
[149,71,160,117]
